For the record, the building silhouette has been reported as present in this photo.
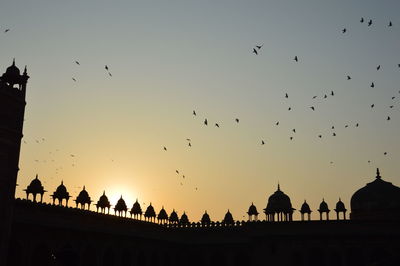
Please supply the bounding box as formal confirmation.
[1,61,400,266]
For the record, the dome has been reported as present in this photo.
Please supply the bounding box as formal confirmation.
[75,186,91,206]
[223,210,234,225]
[180,212,189,224]
[169,209,179,223]
[201,211,211,225]
[51,181,70,201]
[130,199,142,215]
[157,207,168,221]
[5,59,20,76]
[114,196,127,212]
[264,184,295,214]
[247,202,259,215]
[335,198,346,212]
[144,203,156,218]
[318,199,330,213]
[24,174,45,195]
[351,169,400,220]
[300,200,312,214]
[96,191,111,209]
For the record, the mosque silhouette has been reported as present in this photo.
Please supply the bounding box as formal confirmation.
[1,61,400,266]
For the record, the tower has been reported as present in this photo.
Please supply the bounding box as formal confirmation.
[0,59,29,264]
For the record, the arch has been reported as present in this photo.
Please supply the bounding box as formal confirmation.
[81,245,98,266]
[103,247,115,266]
[7,239,23,266]
[31,243,52,266]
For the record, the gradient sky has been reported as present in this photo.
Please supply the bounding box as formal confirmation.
[1,0,400,221]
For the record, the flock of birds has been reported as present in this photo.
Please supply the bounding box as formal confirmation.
[5,14,398,213]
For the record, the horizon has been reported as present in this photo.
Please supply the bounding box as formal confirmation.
[1,0,400,222]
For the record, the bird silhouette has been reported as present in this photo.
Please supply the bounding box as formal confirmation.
[163,146,167,151]
[342,28,347,33]
[261,140,265,145]
[204,119,208,125]
[310,106,315,111]
[285,93,288,98]
[371,104,375,108]
[290,136,293,140]
[312,96,317,99]
[333,132,336,136]
[186,138,191,141]
[276,121,279,126]
[345,125,349,128]
[371,82,375,88]
[4,29,10,33]
[355,123,359,127]
[377,65,381,70]
[72,78,77,82]
[253,48,258,55]
[292,129,296,133]
[288,107,292,111]
[235,118,239,123]
[193,110,196,116]
[256,44,263,50]
[384,152,387,155]
[324,94,327,99]
[368,19,372,26]
[387,116,391,121]
[390,105,394,108]
[391,96,395,100]
[108,72,112,77]
[105,65,109,71]
[347,75,351,80]
[294,56,298,62]
[176,170,179,174]
[360,17,364,23]
[331,126,335,129]
[215,123,220,128]
[75,61,80,65]
[331,91,334,96]
[188,142,192,147]
[388,21,392,27]
[318,135,322,138]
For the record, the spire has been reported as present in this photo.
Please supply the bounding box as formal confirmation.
[83,185,85,190]
[277,182,281,191]
[35,174,38,179]
[103,190,105,195]
[12,58,15,66]
[23,65,27,75]
[376,168,381,179]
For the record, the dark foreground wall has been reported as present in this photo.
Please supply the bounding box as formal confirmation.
[7,199,400,266]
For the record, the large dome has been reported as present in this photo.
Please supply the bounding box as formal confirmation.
[350,169,400,220]
[264,184,294,214]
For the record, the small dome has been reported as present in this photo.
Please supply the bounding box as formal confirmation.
[114,196,127,212]
[75,186,91,205]
[5,59,20,76]
[318,199,330,213]
[144,203,156,218]
[335,198,346,212]
[130,199,142,215]
[169,209,179,223]
[180,212,189,224]
[223,210,234,225]
[24,174,46,195]
[51,181,70,201]
[247,202,259,215]
[351,169,400,220]
[96,191,111,209]
[157,207,168,221]
[201,211,211,225]
[300,200,312,214]
[264,184,295,214]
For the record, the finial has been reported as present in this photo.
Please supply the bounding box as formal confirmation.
[339,197,341,201]
[83,185,85,190]
[103,190,105,195]
[277,182,280,191]
[61,180,63,185]
[12,58,15,66]
[376,168,381,179]
[35,174,38,179]
[23,65,27,75]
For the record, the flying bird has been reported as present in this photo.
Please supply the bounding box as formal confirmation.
[72,78,77,82]
[235,118,239,123]
[176,170,179,174]
[333,132,336,136]
[276,121,279,126]
[312,96,317,99]
[108,72,112,77]
[105,65,109,71]
[256,44,263,50]
[4,29,10,33]
[384,152,387,155]
[331,91,334,96]
[288,107,292,111]
[163,146,167,151]
[331,126,335,129]
[360,17,364,23]
[261,140,265,145]
[324,94,327,99]
[355,123,359,127]
[292,129,296,133]
[310,106,315,111]
[186,138,191,141]
[347,75,351,80]
[294,56,298,62]
[204,119,208,125]
[252,48,258,55]
[371,82,375,88]
[390,105,394,108]
[188,142,192,147]
[193,110,196,116]
[318,135,322,138]
[290,136,293,140]
[371,104,375,108]
[391,96,395,100]
[387,116,391,121]
[342,28,347,33]
[368,19,372,26]
[285,93,288,98]
[215,123,220,128]
[377,65,381,70]
[345,125,349,128]
[388,21,393,27]
[75,61,80,65]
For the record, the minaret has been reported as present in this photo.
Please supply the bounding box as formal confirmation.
[0,59,29,265]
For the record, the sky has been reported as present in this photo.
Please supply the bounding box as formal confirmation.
[1,0,400,222]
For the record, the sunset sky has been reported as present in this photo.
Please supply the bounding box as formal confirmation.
[1,0,400,221]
